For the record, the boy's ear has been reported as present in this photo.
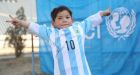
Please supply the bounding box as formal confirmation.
[52,21,56,28]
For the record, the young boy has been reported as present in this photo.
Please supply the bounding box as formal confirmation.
[7,6,110,75]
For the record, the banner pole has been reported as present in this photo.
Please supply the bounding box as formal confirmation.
[31,34,35,75]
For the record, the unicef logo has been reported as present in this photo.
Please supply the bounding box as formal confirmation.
[106,7,136,40]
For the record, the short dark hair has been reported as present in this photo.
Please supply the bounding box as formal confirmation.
[51,5,72,21]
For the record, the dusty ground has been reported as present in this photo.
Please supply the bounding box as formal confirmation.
[0,55,44,75]
[0,35,46,75]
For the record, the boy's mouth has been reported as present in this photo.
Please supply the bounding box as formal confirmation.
[60,24,70,28]
[61,24,69,26]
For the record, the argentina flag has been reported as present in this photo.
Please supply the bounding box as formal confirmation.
[36,0,140,75]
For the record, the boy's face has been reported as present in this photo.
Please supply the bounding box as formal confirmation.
[52,10,73,29]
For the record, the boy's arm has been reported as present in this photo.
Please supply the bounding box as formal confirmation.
[6,15,39,35]
[80,8,110,33]
[88,8,110,27]
[6,15,30,29]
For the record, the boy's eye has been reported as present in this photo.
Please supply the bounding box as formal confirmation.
[66,17,70,19]
[58,17,62,19]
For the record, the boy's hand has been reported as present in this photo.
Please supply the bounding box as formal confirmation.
[100,8,111,16]
[6,15,29,28]
[6,15,21,26]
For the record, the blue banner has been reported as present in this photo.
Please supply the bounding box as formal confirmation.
[36,0,140,75]
[36,0,102,24]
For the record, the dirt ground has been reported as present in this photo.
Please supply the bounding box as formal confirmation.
[0,56,44,75]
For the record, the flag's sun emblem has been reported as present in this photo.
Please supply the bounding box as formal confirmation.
[106,7,136,40]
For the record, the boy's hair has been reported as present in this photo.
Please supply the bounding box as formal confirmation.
[51,5,72,21]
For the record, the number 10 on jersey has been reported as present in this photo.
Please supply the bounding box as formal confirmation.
[65,40,75,51]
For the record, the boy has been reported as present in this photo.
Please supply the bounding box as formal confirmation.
[7,6,110,75]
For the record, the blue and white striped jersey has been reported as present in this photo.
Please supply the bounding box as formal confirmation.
[28,12,102,75]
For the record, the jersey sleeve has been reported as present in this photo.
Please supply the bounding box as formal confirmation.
[27,22,50,39]
[27,22,39,35]
[80,11,103,33]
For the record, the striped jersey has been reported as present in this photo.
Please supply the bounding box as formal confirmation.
[28,12,102,75]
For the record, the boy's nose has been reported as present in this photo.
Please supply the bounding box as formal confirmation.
[63,18,67,22]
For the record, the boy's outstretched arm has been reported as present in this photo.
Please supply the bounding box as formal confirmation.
[6,15,30,28]
[100,8,111,17]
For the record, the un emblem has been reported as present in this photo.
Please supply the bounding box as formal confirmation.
[106,7,136,40]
